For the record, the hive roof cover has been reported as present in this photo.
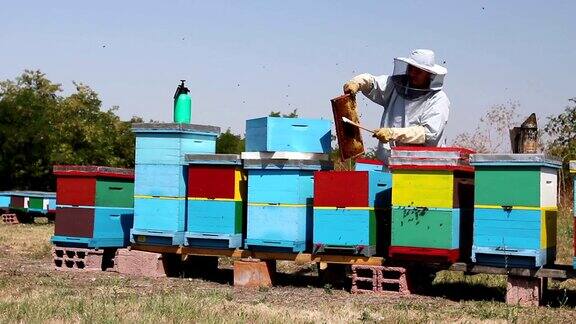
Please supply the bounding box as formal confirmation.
[132,123,220,134]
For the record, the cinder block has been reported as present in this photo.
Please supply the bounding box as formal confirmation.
[115,248,180,278]
[52,246,108,271]
[351,265,411,295]
[1,213,19,225]
[506,275,544,306]
[233,259,276,288]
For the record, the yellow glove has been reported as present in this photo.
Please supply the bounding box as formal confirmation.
[373,126,427,144]
[343,73,374,95]
[373,128,395,142]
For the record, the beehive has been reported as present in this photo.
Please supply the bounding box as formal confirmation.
[471,154,561,268]
[313,163,392,256]
[51,165,134,248]
[243,157,332,252]
[130,123,220,246]
[185,154,246,249]
[388,147,474,263]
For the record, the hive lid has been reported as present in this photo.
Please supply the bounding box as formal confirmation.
[389,146,474,171]
[392,146,474,159]
[243,159,333,170]
[0,190,56,198]
[240,151,330,161]
[185,154,241,165]
[53,165,135,179]
[470,154,562,168]
[132,123,220,135]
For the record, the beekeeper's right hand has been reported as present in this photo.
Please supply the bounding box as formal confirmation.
[343,73,375,95]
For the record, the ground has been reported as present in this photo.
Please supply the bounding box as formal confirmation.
[1,218,576,323]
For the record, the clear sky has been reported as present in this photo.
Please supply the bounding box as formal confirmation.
[2,1,575,149]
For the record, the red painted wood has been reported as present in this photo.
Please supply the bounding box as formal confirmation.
[314,171,369,207]
[187,165,236,199]
[388,246,461,263]
[53,165,134,180]
[9,196,25,208]
[54,207,94,237]
[56,177,96,206]
[355,159,384,166]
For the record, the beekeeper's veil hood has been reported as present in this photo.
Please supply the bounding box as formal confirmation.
[392,49,447,100]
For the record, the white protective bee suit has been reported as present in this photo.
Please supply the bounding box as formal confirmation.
[346,49,450,162]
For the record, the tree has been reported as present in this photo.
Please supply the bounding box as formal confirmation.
[545,98,576,164]
[216,129,245,154]
[269,109,298,118]
[0,70,137,191]
[452,102,520,153]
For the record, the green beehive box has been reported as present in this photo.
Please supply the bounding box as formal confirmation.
[471,154,561,208]
[28,197,44,209]
[391,207,470,249]
[95,179,134,208]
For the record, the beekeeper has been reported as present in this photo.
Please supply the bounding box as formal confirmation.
[343,49,450,162]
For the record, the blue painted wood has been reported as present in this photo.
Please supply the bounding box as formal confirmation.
[133,197,186,233]
[185,233,242,249]
[51,236,127,248]
[369,171,392,208]
[313,208,374,247]
[247,170,314,204]
[135,132,216,165]
[134,164,187,197]
[245,117,331,153]
[186,200,242,236]
[48,198,56,210]
[130,228,185,246]
[473,208,542,250]
[355,161,384,172]
[471,246,555,268]
[245,204,312,252]
[0,196,9,208]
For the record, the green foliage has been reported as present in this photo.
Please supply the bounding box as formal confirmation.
[545,98,576,163]
[215,129,245,154]
[268,109,298,118]
[0,70,137,190]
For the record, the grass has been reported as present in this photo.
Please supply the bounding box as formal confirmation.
[0,209,576,322]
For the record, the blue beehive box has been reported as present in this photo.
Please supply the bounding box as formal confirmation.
[245,117,331,153]
[52,206,134,248]
[131,197,186,246]
[244,158,331,252]
[133,123,220,165]
[245,204,312,252]
[134,164,187,197]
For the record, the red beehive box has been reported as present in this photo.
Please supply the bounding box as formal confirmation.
[314,171,369,207]
[187,165,237,199]
[54,207,95,237]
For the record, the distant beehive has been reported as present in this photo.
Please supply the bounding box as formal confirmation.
[51,165,134,248]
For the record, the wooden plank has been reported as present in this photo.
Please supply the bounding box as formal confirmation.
[449,262,575,279]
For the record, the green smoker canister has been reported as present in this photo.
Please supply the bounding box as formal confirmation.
[173,80,192,123]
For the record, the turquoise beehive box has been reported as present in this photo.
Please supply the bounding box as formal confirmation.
[245,117,331,153]
[243,158,333,252]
